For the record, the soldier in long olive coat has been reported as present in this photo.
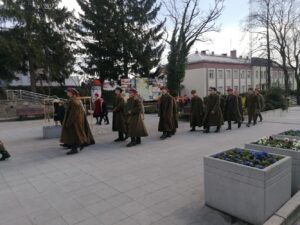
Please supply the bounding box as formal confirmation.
[125,88,148,147]
[112,87,127,142]
[158,87,174,139]
[235,90,244,122]
[60,88,89,155]
[245,88,260,127]
[0,141,10,161]
[190,90,204,131]
[224,88,241,130]
[171,95,178,135]
[255,88,264,122]
[203,87,224,133]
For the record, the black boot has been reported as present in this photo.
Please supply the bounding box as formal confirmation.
[190,127,196,132]
[0,150,11,161]
[226,122,231,130]
[66,146,78,155]
[136,137,141,145]
[160,132,168,140]
[238,121,241,128]
[215,126,220,133]
[126,138,137,147]
[166,132,172,138]
[114,132,124,142]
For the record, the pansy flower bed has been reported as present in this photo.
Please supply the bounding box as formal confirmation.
[256,136,300,151]
[213,148,283,169]
[281,130,300,137]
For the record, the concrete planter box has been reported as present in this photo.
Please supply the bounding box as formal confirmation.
[43,125,61,139]
[246,143,300,195]
[272,132,300,141]
[204,149,291,225]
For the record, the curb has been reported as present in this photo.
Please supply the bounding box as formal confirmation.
[264,191,300,225]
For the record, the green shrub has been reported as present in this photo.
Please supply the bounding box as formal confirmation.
[263,87,288,111]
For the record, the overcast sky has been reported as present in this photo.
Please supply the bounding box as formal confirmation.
[61,0,250,58]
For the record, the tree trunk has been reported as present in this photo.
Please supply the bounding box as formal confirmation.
[297,82,300,105]
[284,69,289,93]
[29,62,36,92]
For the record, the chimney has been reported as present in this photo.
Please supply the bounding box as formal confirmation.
[211,51,215,55]
[239,56,243,59]
[222,53,227,57]
[195,50,199,54]
[230,50,237,58]
[201,50,206,55]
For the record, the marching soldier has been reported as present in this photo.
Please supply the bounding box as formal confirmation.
[224,88,241,130]
[112,87,127,142]
[245,88,260,127]
[235,90,244,122]
[203,87,224,133]
[217,91,226,119]
[190,90,204,132]
[125,88,148,147]
[171,95,178,135]
[0,141,10,161]
[255,88,264,122]
[158,87,175,139]
[60,88,92,155]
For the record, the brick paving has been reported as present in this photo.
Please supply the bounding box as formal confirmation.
[0,107,300,225]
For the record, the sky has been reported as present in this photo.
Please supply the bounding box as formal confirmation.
[61,0,250,58]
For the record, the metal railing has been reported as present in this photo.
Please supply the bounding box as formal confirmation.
[6,90,65,104]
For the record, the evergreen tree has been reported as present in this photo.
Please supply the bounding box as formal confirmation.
[0,0,75,91]
[77,0,164,80]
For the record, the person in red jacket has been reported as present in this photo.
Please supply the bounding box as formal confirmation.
[93,93,101,124]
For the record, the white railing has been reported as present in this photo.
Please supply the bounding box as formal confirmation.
[6,90,65,103]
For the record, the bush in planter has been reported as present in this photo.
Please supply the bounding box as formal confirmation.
[282,130,300,137]
[262,87,288,111]
[213,148,283,169]
[256,136,300,151]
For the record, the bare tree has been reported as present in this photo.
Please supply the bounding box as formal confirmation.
[164,0,224,96]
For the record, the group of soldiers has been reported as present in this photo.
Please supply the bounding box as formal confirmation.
[190,87,264,133]
[59,85,265,155]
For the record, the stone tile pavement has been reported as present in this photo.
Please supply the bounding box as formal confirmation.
[0,107,300,225]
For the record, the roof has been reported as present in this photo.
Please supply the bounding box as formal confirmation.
[187,53,251,65]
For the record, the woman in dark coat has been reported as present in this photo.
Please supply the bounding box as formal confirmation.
[224,88,241,130]
[190,90,204,131]
[125,88,148,147]
[112,87,127,142]
[53,100,65,125]
[203,87,224,133]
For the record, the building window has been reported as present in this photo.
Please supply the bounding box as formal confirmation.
[209,70,215,80]
[242,85,246,93]
[218,70,223,79]
[240,71,245,79]
[218,87,223,93]
[226,70,232,79]
[256,71,259,79]
[234,86,239,91]
[248,85,252,89]
[234,70,239,79]
[247,71,251,79]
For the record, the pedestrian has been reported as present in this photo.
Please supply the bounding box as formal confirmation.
[245,88,260,127]
[125,88,148,147]
[99,97,109,125]
[53,99,65,126]
[203,87,224,133]
[255,88,264,122]
[112,87,127,142]
[93,93,101,124]
[190,90,204,132]
[0,141,11,161]
[158,86,175,139]
[224,88,241,130]
[60,88,90,155]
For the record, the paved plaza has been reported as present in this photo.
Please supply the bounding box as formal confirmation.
[0,107,300,225]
